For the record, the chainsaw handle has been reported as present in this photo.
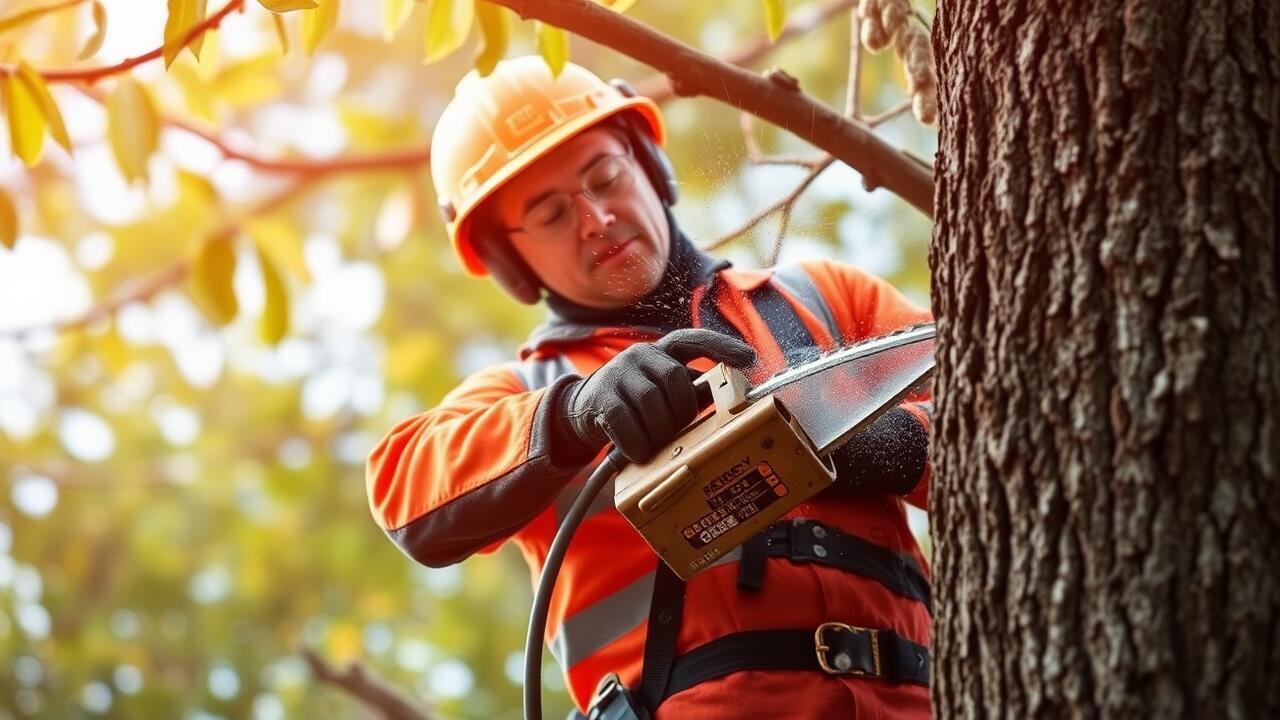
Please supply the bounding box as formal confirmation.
[689,367,713,408]
[690,363,751,418]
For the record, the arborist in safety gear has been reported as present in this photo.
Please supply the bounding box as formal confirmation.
[367,57,934,719]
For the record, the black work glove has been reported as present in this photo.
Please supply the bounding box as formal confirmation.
[828,405,929,496]
[557,329,756,464]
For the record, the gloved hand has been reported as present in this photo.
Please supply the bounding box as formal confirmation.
[828,404,930,496]
[558,329,756,463]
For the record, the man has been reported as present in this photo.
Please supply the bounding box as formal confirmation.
[367,57,933,719]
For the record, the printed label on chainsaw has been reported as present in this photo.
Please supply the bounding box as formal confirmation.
[683,460,789,550]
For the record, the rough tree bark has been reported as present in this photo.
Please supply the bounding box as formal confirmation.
[930,1,1279,718]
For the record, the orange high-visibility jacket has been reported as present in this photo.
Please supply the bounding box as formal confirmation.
[367,258,933,716]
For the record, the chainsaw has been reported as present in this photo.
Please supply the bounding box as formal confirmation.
[525,322,937,719]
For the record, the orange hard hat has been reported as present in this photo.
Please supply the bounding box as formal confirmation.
[430,56,666,277]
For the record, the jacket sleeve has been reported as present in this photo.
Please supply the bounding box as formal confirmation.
[801,259,934,510]
[366,365,589,567]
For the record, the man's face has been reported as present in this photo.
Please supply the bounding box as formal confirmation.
[489,127,672,309]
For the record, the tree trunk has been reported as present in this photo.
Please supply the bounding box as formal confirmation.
[929,1,1280,718]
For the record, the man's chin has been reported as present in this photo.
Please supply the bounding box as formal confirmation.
[591,273,661,307]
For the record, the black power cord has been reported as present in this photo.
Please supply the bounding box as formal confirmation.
[524,448,629,720]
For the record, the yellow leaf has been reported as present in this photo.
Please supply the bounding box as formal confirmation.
[473,2,508,76]
[163,0,199,68]
[535,21,568,77]
[383,0,413,41]
[78,0,108,60]
[16,62,71,153]
[271,12,288,54]
[423,0,473,64]
[300,0,339,54]
[257,248,289,345]
[1,73,45,165]
[245,216,311,283]
[210,53,281,107]
[190,234,239,326]
[0,0,77,39]
[107,77,160,183]
[257,0,318,12]
[0,189,16,249]
[602,0,637,13]
[763,0,785,41]
[190,0,209,58]
[97,320,131,375]
[170,62,215,120]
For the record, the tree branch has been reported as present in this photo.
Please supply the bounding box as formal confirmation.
[0,178,315,341]
[489,0,934,216]
[635,0,859,102]
[0,0,246,83]
[71,85,432,175]
[301,647,433,720]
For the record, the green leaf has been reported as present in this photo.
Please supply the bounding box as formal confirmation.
[78,0,108,60]
[257,0,318,12]
[383,0,414,41]
[473,2,508,76]
[423,0,474,64]
[535,21,568,77]
[16,62,71,153]
[300,0,339,54]
[0,188,16,249]
[257,248,289,345]
[1,72,46,165]
[763,0,785,41]
[107,77,160,183]
[190,234,239,326]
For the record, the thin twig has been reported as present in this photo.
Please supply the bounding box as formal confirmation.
[636,0,859,102]
[707,96,913,253]
[846,9,863,118]
[72,85,432,175]
[863,98,914,126]
[301,647,433,720]
[0,0,247,83]
[703,155,837,252]
[0,179,315,341]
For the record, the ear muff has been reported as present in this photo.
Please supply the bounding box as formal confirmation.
[609,80,679,207]
[470,220,543,305]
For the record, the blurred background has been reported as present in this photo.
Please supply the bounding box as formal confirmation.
[0,0,935,717]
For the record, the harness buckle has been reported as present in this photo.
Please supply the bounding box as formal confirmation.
[814,622,881,677]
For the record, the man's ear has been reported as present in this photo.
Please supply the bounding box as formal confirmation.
[469,215,544,305]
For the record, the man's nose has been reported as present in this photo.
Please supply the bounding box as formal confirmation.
[574,193,616,238]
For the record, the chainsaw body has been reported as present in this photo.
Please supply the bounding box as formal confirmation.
[613,364,835,581]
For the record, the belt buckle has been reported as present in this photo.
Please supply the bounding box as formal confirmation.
[814,622,880,676]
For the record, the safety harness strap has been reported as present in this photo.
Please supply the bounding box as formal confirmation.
[736,518,933,611]
[663,626,930,701]
[635,562,686,710]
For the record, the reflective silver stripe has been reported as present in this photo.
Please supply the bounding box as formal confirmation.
[554,468,616,523]
[548,569,656,669]
[772,264,841,343]
[505,355,578,392]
